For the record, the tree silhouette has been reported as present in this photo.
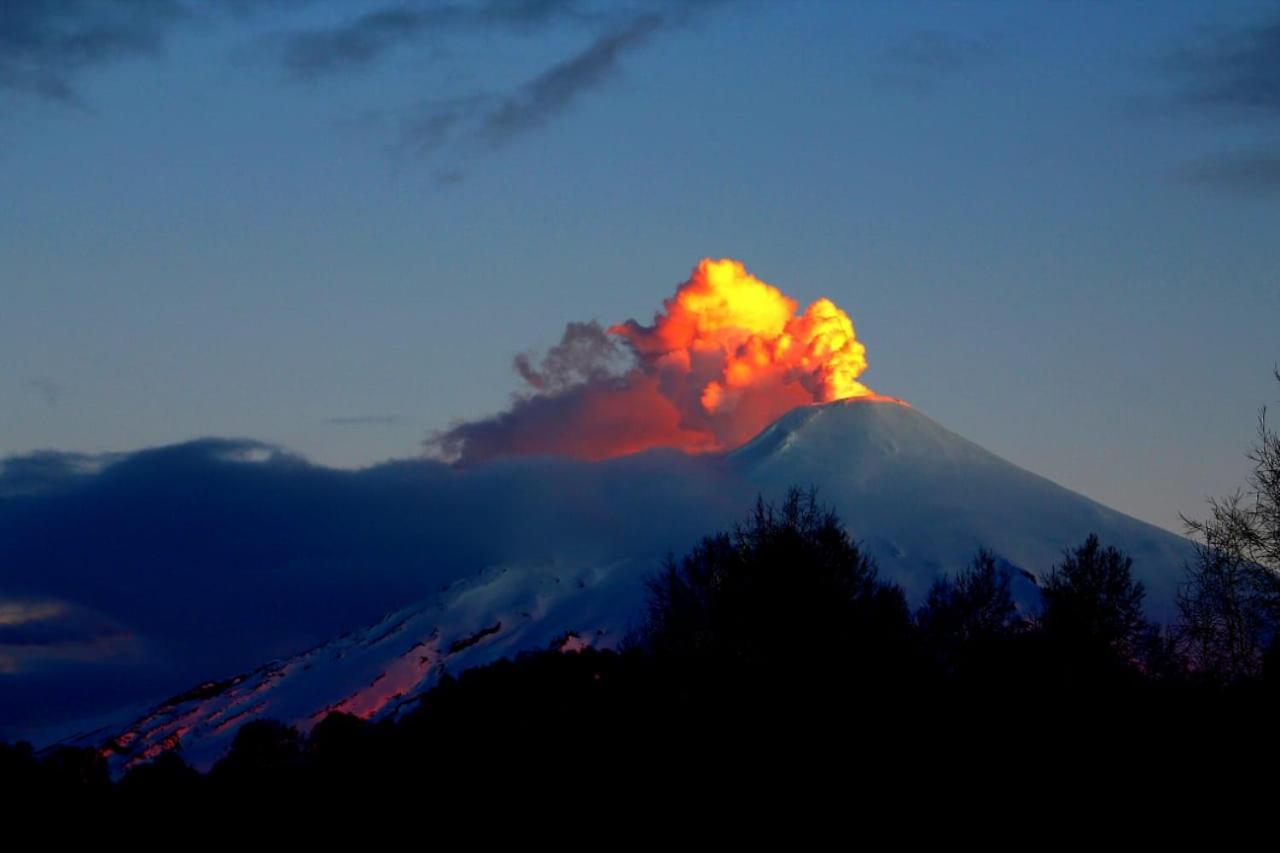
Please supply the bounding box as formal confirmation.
[119,749,201,798]
[920,548,1019,643]
[638,487,912,680]
[208,718,303,791]
[1038,534,1149,681]
[1178,368,1280,682]
[37,745,111,796]
[918,547,1021,681]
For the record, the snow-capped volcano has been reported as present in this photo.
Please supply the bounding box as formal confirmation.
[70,399,1194,771]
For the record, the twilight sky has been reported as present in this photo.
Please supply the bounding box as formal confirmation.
[1,0,1278,534]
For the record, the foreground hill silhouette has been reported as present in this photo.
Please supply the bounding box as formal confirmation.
[4,489,1277,802]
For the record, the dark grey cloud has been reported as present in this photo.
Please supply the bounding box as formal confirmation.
[512,320,630,394]
[0,436,740,734]
[426,378,625,463]
[0,0,188,105]
[1180,149,1280,195]
[428,319,641,463]
[1168,15,1280,119]
[872,29,1004,94]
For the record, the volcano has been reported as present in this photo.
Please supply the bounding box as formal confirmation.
[63,399,1194,771]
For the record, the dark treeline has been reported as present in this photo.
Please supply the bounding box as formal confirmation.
[3,482,1279,803]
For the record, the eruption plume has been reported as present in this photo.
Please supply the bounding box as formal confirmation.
[431,258,896,463]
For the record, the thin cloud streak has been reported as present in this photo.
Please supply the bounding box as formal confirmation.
[1159,13,1280,195]
[870,29,1005,95]
[1166,15,1280,119]
[24,378,66,408]
[398,11,671,158]
[478,12,664,145]
[1180,149,1280,196]
[2,0,735,172]
[277,1,586,80]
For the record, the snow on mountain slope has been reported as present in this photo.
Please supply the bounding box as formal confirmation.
[72,399,1197,770]
[732,399,1194,610]
[86,558,648,772]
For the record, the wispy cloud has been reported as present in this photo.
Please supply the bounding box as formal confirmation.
[1159,13,1280,195]
[0,0,188,106]
[2,1,731,174]
[279,7,437,79]
[0,598,136,675]
[276,1,586,80]
[1180,150,1280,196]
[1166,16,1280,120]
[24,378,66,407]
[396,10,680,161]
[871,29,1004,95]
[480,12,663,143]
[398,93,495,155]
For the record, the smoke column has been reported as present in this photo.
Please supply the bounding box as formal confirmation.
[431,258,889,463]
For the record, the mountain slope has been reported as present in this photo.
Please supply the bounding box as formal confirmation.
[85,559,647,772]
[733,400,1192,609]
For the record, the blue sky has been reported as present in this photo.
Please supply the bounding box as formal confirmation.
[2,0,1278,534]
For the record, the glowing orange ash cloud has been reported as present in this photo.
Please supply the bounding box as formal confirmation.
[433,258,900,464]
[612,258,876,418]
